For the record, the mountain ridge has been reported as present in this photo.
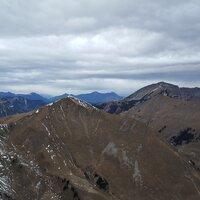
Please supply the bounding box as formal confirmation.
[96,82,200,114]
[0,96,200,199]
[0,91,122,104]
[0,91,122,118]
[49,91,123,104]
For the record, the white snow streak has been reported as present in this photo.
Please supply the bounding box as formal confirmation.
[42,123,51,136]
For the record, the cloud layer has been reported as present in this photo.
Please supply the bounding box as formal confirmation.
[0,0,200,95]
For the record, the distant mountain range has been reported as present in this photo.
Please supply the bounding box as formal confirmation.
[50,92,122,104]
[0,91,122,118]
[0,91,122,104]
[1,82,200,118]
[0,92,48,102]
[0,96,46,118]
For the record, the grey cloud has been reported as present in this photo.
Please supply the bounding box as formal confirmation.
[0,0,200,95]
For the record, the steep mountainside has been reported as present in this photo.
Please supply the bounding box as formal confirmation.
[96,82,200,114]
[124,95,200,171]
[0,96,46,118]
[0,97,200,199]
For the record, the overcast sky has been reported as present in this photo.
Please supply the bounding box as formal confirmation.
[0,0,200,96]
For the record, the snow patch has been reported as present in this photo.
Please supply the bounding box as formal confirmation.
[0,176,11,195]
[47,102,53,106]
[0,124,8,131]
[59,105,66,118]
[133,160,143,187]
[0,138,12,196]
[51,155,56,160]
[63,160,67,166]
[102,142,118,157]
[69,96,98,110]
[122,150,133,166]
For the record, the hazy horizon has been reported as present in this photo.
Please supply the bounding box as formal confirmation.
[1,81,200,97]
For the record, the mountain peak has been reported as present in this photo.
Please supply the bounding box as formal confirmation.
[30,92,39,95]
[68,96,98,110]
[47,96,98,111]
[156,81,178,88]
[126,81,180,101]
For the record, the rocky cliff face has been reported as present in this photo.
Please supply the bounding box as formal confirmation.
[0,97,200,200]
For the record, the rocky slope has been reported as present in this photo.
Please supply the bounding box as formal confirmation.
[124,95,200,172]
[0,97,200,200]
[96,82,200,114]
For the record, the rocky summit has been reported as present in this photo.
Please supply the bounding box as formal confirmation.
[0,95,200,200]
